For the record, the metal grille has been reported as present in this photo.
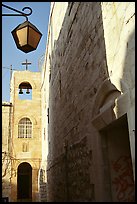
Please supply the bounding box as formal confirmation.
[18,118,32,138]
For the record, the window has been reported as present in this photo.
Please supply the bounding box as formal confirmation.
[18,118,32,138]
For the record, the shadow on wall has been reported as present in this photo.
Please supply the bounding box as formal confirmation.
[121,24,135,175]
[109,26,135,202]
[46,2,135,202]
[100,16,135,203]
[2,153,11,202]
[47,2,110,202]
[2,178,13,202]
[121,28,135,93]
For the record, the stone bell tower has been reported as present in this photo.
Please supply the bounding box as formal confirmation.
[10,67,42,202]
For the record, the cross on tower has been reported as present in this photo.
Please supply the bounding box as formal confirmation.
[22,59,32,70]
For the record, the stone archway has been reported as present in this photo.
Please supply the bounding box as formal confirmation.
[17,162,32,202]
[91,79,135,202]
[100,114,135,202]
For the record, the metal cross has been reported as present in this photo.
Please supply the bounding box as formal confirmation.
[22,59,32,70]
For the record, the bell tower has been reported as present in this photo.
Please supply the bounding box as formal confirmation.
[10,68,42,202]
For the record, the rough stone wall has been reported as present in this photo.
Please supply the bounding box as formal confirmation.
[38,169,47,202]
[43,2,135,202]
[41,1,69,196]
[40,63,48,202]
[66,137,93,202]
[47,154,66,201]
[41,2,69,201]
[47,2,109,201]
[2,102,12,201]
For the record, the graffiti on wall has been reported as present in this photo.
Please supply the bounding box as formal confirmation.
[67,137,94,201]
[111,155,135,202]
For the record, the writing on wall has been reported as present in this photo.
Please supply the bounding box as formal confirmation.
[111,155,134,202]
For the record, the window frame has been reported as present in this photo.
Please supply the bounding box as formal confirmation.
[18,117,32,139]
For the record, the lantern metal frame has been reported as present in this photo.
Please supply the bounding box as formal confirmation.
[2,3,42,53]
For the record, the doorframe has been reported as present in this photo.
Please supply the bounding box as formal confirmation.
[91,78,135,201]
[17,162,32,201]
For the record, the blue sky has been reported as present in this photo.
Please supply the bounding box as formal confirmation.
[2,2,51,102]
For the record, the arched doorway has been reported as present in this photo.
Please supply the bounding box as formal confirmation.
[100,114,135,202]
[17,162,32,201]
[91,79,135,201]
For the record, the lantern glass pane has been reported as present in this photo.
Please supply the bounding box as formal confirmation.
[16,27,28,47]
[28,27,41,49]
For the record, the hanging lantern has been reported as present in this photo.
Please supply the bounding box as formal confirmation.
[11,20,42,53]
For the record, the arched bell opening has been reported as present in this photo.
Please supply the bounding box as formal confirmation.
[18,82,32,100]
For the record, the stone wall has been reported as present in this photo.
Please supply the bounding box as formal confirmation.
[101,2,135,178]
[66,137,93,202]
[46,2,109,201]
[2,102,12,201]
[38,169,47,202]
[42,2,135,202]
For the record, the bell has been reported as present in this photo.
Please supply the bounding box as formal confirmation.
[19,88,23,94]
[26,88,30,94]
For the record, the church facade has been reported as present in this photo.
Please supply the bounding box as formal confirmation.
[2,70,43,202]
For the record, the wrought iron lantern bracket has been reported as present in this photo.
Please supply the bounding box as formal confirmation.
[2,3,42,53]
[2,3,32,21]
